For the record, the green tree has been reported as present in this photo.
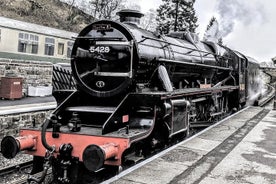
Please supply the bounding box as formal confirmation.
[156,0,198,34]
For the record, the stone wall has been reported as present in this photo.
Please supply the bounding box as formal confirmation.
[0,58,53,96]
[0,110,52,139]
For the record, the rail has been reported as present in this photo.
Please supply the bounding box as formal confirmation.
[0,160,32,177]
[258,84,275,107]
[157,58,232,71]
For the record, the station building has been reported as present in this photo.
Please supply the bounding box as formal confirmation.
[0,16,78,63]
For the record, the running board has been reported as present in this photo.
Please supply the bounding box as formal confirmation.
[66,106,116,113]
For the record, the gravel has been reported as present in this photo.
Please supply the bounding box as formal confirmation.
[0,153,33,184]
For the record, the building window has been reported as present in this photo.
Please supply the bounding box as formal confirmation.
[67,41,74,58]
[18,33,28,52]
[30,34,39,54]
[45,37,55,56]
[18,33,39,53]
[58,43,64,55]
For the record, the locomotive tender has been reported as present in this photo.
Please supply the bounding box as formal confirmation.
[1,10,261,183]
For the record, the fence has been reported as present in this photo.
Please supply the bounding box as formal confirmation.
[52,65,76,91]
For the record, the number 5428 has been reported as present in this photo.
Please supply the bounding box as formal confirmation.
[89,46,110,53]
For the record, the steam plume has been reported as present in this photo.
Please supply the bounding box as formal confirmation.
[216,0,266,37]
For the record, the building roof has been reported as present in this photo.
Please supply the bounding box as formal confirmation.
[0,16,78,40]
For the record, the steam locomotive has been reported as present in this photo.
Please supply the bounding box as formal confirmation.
[1,9,261,183]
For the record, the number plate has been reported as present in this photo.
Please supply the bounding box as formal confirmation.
[89,46,110,53]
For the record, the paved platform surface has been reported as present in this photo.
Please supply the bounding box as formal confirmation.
[109,106,276,184]
[0,96,57,115]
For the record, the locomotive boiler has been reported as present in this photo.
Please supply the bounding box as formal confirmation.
[1,9,261,183]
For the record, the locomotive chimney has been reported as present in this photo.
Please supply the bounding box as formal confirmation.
[116,9,144,25]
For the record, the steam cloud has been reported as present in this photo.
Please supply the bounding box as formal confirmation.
[216,0,267,37]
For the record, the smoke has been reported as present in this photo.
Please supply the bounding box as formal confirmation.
[216,0,267,37]
[247,70,267,106]
[203,19,220,42]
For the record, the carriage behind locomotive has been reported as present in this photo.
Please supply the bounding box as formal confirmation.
[1,9,262,183]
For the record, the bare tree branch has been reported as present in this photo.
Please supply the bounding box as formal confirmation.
[89,0,122,20]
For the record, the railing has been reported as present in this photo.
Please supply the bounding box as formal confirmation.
[52,65,76,91]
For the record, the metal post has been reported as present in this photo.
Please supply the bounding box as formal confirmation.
[274,83,276,110]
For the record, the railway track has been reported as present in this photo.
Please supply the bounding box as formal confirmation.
[258,84,275,107]
[0,160,33,177]
[9,169,53,184]
[3,88,274,184]
[0,159,53,184]
[0,160,33,184]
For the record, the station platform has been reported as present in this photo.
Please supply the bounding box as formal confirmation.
[107,106,276,184]
[0,96,57,115]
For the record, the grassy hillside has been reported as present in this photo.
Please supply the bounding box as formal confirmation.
[0,0,94,32]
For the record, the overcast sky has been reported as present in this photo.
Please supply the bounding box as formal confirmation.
[138,0,276,62]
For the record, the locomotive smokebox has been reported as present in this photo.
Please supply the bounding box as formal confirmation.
[83,143,118,172]
[117,9,144,25]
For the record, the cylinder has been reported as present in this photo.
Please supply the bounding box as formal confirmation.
[83,143,118,172]
[1,135,37,159]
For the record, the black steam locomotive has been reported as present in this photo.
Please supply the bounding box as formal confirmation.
[1,9,261,183]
